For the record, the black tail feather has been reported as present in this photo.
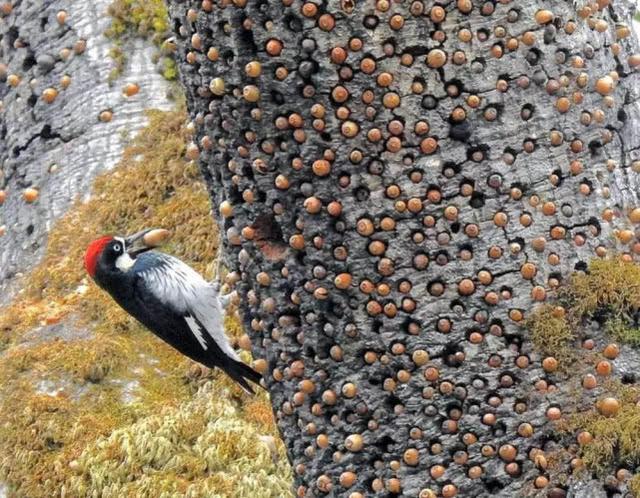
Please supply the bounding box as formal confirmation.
[222,357,264,395]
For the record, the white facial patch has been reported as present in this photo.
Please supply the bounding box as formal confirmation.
[115,253,135,271]
[114,236,135,272]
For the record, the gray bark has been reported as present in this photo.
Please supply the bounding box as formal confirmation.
[0,0,173,304]
[167,0,640,496]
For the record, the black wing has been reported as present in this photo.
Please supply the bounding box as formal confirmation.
[111,264,262,394]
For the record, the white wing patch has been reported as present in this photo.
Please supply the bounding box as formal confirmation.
[185,315,209,350]
[140,254,239,360]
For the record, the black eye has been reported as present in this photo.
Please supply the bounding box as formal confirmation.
[113,243,121,252]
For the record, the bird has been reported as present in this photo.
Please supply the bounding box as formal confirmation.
[83,228,262,394]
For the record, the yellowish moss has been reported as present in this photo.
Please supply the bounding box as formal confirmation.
[0,108,291,497]
[631,474,640,496]
[67,383,290,498]
[566,383,640,477]
[567,257,640,319]
[105,0,175,81]
[525,304,576,361]
[606,317,640,347]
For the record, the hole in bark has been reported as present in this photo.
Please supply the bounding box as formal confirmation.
[449,121,471,142]
[22,52,36,71]
[574,261,588,272]
[270,91,284,105]
[285,14,302,32]
[492,420,507,436]
[484,478,505,492]
[549,272,563,285]
[469,192,485,208]
[6,27,19,47]
[526,47,542,65]
[618,109,627,122]
[238,23,257,53]
[26,224,34,235]
[355,187,370,201]
[622,373,636,384]
[252,213,285,245]
[27,95,37,107]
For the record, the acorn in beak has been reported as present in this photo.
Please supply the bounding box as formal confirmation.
[125,228,171,256]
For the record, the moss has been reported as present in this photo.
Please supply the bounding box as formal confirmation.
[105,0,174,82]
[161,57,178,81]
[0,108,291,497]
[566,257,640,319]
[566,383,640,477]
[67,383,291,498]
[606,317,640,347]
[631,474,640,496]
[525,304,576,363]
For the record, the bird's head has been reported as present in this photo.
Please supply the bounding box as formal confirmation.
[84,228,170,278]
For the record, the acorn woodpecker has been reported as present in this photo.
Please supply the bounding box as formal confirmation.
[84,228,262,394]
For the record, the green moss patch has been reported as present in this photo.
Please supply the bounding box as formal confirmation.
[105,0,175,82]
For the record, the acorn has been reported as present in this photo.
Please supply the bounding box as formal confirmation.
[243,85,260,102]
[6,74,20,87]
[595,75,614,95]
[42,88,58,103]
[535,9,554,24]
[99,110,113,122]
[245,61,262,77]
[209,78,225,96]
[597,397,620,417]
[56,10,67,24]
[142,228,171,247]
[219,200,233,217]
[23,188,39,203]
[345,434,363,452]
[123,82,140,97]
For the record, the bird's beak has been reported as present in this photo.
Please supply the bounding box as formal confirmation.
[124,228,170,256]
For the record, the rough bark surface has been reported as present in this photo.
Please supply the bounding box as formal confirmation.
[0,0,173,304]
[166,0,640,496]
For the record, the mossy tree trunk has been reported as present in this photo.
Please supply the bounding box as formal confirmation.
[166,0,640,496]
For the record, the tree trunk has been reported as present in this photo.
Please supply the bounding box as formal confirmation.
[166,0,640,496]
